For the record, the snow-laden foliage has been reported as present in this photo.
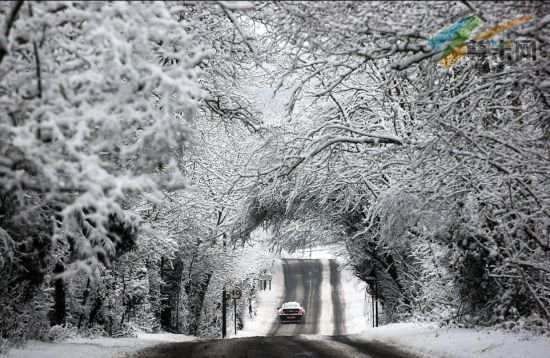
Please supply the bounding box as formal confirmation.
[0,1,202,273]
[0,0,269,347]
[233,1,550,332]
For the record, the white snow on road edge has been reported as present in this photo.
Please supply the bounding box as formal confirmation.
[337,257,372,335]
[236,258,285,337]
[317,258,334,335]
[317,257,371,336]
[2,333,197,358]
[349,322,550,358]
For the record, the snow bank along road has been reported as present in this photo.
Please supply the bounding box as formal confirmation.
[132,259,422,358]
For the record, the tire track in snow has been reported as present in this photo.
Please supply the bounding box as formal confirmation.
[329,259,345,336]
[267,259,291,336]
[301,259,322,335]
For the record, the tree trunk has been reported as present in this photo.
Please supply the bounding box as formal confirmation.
[190,271,212,335]
[160,257,184,332]
[51,262,66,326]
[88,295,103,328]
[120,272,126,326]
[77,278,91,329]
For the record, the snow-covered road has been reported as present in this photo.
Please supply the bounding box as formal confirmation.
[129,258,418,357]
[239,253,371,338]
[269,259,325,336]
[268,258,348,336]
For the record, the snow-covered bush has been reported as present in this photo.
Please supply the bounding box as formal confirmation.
[48,324,78,342]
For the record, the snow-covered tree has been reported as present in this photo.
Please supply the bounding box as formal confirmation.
[232,0,550,330]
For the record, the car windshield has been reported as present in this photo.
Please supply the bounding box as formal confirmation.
[282,302,300,309]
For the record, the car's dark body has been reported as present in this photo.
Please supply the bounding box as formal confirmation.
[277,302,305,323]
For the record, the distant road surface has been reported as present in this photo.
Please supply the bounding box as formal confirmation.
[131,259,423,358]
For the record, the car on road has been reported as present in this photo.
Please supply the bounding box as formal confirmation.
[277,302,305,323]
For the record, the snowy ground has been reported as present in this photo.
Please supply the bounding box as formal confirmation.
[235,256,286,337]
[349,322,550,358]
[2,333,196,358]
